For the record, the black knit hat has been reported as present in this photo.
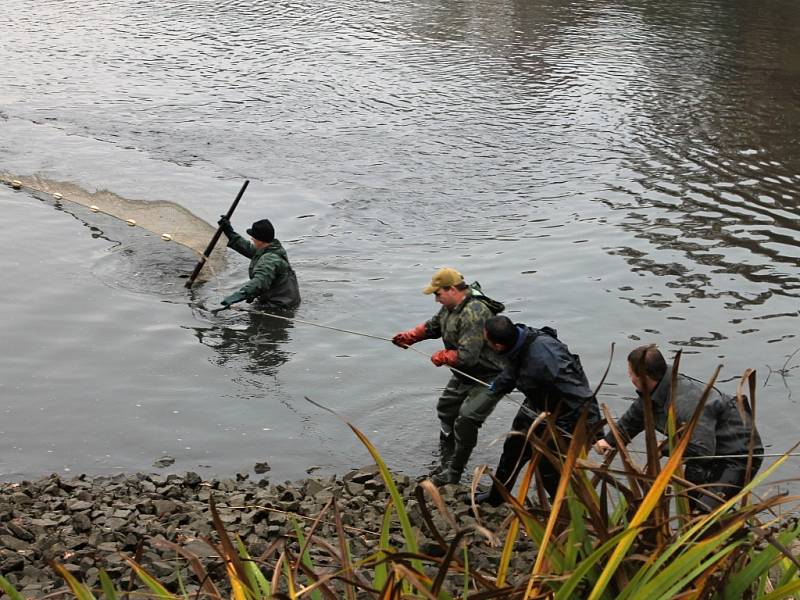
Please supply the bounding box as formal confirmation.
[246,219,275,243]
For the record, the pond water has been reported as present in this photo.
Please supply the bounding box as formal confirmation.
[1,0,798,487]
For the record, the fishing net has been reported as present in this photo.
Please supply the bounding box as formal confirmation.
[1,173,226,288]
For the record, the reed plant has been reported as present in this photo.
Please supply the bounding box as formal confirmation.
[2,355,798,599]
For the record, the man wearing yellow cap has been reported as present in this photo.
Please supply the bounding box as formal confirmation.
[392,268,507,486]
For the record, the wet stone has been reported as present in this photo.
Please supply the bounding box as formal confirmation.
[0,552,25,572]
[0,466,506,594]
[152,500,178,515]
[0,535,30,551]
[72,513,92,533]
[153,456,176,468]
[8,523,34,541]
[67,500,93,512]
[184,472,202,487]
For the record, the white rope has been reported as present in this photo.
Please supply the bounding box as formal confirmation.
[222,306,800,462]
[222,305,547,419]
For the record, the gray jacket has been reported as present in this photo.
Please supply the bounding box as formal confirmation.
[605,367,763,472]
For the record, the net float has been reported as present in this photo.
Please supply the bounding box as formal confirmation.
[161,233,173,241]
[11,180,21,189]
[53,193,63,200]
[126,219,136,226]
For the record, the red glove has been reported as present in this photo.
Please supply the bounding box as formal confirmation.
[392,323,428,348]
[431,349,458,367]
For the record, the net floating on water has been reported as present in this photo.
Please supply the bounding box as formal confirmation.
[1,173,227,284]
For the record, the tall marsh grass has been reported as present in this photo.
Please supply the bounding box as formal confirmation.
[1,354,798,599]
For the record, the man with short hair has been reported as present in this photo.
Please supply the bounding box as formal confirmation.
[217,216,301,308]
[594,344,763,512]
[475,315,602,506]
[392,268,506,486]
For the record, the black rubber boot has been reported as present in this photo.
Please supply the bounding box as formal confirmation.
[431,430,455,475]
[474,488,504,507]
[431,440,473,487]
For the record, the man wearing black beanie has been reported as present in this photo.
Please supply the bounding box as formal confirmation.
[217,216,301,309]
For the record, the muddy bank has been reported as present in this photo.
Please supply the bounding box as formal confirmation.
[0,468,521,597]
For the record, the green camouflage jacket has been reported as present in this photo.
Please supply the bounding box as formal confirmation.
[424,284,506,382]
[227,233,301,308]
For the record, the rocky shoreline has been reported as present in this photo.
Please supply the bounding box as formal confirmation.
[0,467,518,597]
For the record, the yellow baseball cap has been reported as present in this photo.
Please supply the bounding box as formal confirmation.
[423,267,465,294]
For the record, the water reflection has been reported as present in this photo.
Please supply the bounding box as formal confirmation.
[600,0,800,324]
[189,309,295,377]
[1,0,799,478]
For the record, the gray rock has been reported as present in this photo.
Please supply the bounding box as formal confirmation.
[8,522,34,541]
[153,456,175,468]
[67,500,93,512]
[152,500,178,515]
[0,535,30,551]
[72,513,92,533]
[345,464,380,484]
[184,472,202,487]
[304,479,328,497]
[0,552,25,572]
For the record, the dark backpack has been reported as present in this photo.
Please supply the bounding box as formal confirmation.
[468,281,505,314]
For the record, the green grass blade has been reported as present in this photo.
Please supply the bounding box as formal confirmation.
[554,530,630,600]
[608,494,628,527]
[122,556,179,599]
[724,520,800,599]
[305,397,423,575]
[281,553,297,597]
[634,532,743,599]
[651,544,741,600]
[666,452,800,567]
[174,562,189,600]
[587,403,705,597]
[292,518,323,600]
[515,509,566,572]
[373,498,393,591]
[52,563,98,600]
[345,420,423,571]
[760,579,800,600]
[589,364,732,600]
[235,536,272,598]
[98,570,120,600]
[564,494,587,570]
[777,557,800,589]
[0,573,27,600]
[525,412,590,598]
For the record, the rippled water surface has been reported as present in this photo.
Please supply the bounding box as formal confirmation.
[1,0,798,484]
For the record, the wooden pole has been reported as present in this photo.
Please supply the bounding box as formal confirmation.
[185,180,249,288]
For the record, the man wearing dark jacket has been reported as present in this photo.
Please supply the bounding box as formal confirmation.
[217,216,301,309]
[476,315,602,506]
[594,345,763,512]
[392,268,506,486]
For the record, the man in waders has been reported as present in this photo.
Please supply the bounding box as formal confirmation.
[594,345,763,512]
[217,216,301,309]
[475,315,602,506]
[392,268,506,486]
